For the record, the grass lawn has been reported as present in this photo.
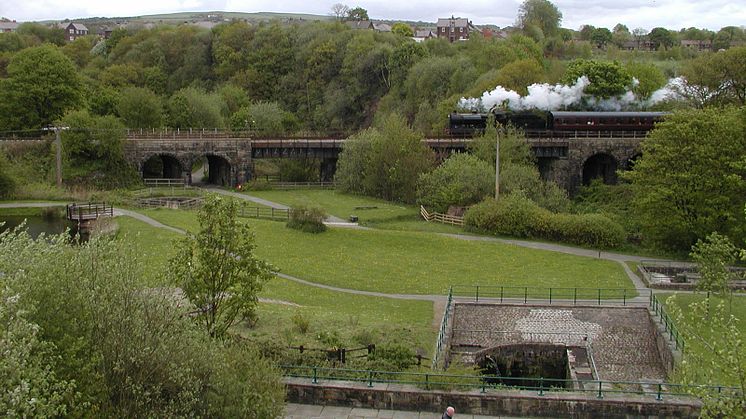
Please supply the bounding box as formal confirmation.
[242,189,462,233]
[661,292,746,386]
[114,215,184,285]
[138,209,634,295]
[250,277,435,354]
[114,214,435,354]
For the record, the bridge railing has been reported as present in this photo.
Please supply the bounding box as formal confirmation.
[66,202,113,222]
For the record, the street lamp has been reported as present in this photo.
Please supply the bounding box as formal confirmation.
[42,125,69,188]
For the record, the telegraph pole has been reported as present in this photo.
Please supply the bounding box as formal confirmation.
[495,128,500,199]
[44,126,68,188]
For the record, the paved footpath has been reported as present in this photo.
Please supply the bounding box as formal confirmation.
[284,403,524,418]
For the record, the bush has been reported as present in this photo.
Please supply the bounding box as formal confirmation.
[465,193,625,248]
[291,311,311,334]
[417,153,493,213]
[366,343,416,371]
[286,205,327,233]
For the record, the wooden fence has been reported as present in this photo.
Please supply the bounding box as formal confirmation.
[143,178,187,187]
[136,197,203,210]
[238,206,290,221]
[66,202,114,222]
[420,206,464,226]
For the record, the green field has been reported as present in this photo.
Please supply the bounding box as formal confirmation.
[138,208,633,295]
[661,293,746,386]
[242,189,462,232]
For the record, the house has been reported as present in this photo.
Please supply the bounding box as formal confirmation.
[621,39,656,51]
[413,29,436,42]
[680,39,712,51]
[480,27,509,40]
[61,22,88,42]
[372,22,391,32]
[347,20,374,30]
[436,16,476,42]
[0,20,18,33]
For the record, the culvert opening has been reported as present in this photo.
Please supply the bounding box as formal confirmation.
[476,343,570,389]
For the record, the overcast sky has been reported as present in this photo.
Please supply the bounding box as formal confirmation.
[3,0,745,31]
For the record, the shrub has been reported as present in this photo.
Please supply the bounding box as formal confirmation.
[417,153,493,213]
[464,193,625,248]
[366,343,416,371]
[291,311,311,334]
[287,205,327,233]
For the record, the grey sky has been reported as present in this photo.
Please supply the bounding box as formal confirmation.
[2,0,744,31]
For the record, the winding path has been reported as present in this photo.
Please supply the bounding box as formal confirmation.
[0,198,675,319]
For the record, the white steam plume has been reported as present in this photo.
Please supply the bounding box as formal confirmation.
[459,77,685,112]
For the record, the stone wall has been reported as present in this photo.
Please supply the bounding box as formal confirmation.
[285,378,701,418]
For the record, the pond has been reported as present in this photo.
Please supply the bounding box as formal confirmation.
[0,212,87,241]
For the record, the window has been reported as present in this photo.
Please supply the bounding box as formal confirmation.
[69,28,74,33]
[459,27,463,32]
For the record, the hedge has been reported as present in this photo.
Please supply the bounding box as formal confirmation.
[464,194,625,248]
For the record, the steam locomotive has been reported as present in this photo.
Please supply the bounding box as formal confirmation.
[448,110,667,137]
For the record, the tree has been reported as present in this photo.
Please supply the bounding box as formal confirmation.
[391,23,414,37]
[517,0,563,38]
[590,27,612,48]
[668,296,746,417]
[624,61,666,100]
[417,153,494,212]
[690,232,738,296]
[346,6,369,21]
[168,194,274,338]
[713,26,745,50]
[579,25,595,41]
[612,24,632,47]
[681,47,746,106]
[0,44,82,130]
[330,3,350,20]
[624,107,746,250]
[167,87,225,128]
[335,115,434,203]
[649,27,675,50]
[61,110,139,188]
[117,86,163,128]
[562,59,633,98]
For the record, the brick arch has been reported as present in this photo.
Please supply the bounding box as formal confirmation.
[581,153,619,186]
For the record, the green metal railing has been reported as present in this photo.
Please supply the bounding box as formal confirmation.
[451,285,644,306]
[281,365,739,400]
[432,287,453,369]
[649,293,685,351]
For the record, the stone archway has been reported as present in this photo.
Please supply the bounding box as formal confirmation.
[142,154,184,179]
[204,154,233,186]
[582,153,618,186]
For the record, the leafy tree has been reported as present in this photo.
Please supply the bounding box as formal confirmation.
[624,61,666,100]
[579,25,595,41]
[0,44,82,130]
[346,6,369,21]
[391,23,414,37]
[0,226,284,417]
[590,27,612,48]
[230,101,295,134]
[624,107,746,250]
[517,0,563,38]
[649,27,676,50]
[116,86,163,128]
[61,110,139,188]
[417,153,494,212]
[167,87,225,128]
[713,26,745,50]
[0,285,74,417]
[168,194,274,338]
[668,296,746,417]
[562,59,633,98]
[15,23,64,46]
[691,232,738,296]
[335,115,434,203]
[681,47,746,106]
[612,24,632,47]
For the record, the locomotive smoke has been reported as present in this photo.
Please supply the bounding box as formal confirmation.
[459,77,682,112]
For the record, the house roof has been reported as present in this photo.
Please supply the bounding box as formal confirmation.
[372,22,391,32]
[0,21,18,30]
[71,23,88,31]
[414,29,435,38]
[347,20,373,30]
[437,17,469,28]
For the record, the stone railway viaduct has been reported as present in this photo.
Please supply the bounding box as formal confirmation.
[123,129,644,193]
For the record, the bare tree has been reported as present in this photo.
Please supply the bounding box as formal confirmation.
[330,3,349,20]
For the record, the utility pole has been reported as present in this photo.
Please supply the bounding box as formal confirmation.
[495,128,500,199]
[44,126,68,188]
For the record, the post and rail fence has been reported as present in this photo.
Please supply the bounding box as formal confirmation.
[420,206,465,226]
[449,285,645,306]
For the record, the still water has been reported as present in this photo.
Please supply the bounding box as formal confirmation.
[0,214,84,240]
